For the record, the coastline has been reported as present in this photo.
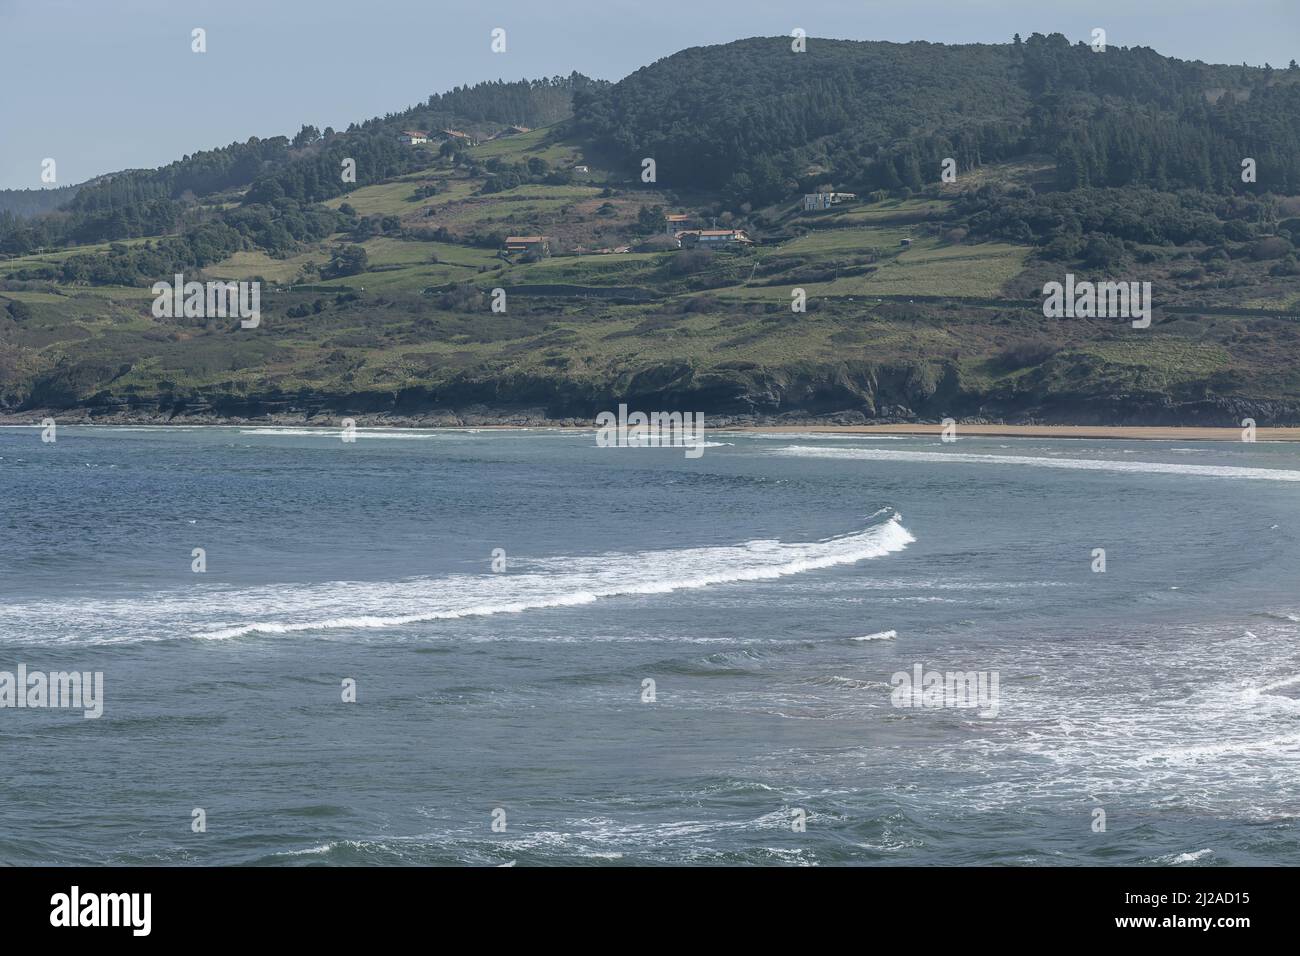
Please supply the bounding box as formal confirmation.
[730,424,1300,441]
[2,413,1296,442]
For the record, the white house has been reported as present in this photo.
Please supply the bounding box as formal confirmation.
[676,228,753,248]
[802,191,857,211]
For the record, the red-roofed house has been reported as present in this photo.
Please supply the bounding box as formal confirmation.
[504,235,550,256]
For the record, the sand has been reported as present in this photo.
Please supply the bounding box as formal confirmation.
[729,424,1300,441]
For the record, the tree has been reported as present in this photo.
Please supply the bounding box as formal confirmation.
[292,125,322,148]
[5,299,33,321]
[327,244,369,277]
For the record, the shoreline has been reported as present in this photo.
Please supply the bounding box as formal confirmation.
[2,416,1296,441]
[732,424,1300,441]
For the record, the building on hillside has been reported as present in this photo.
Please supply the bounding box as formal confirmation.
[497,125,532,137]
[664,213,692,234]
[675,228,752,248]
[802,191,858,211]
[504,235,550,256]
[573,165,590,173]
[399,130,430,145]
[434,129,475,146]
[899,237,913,247]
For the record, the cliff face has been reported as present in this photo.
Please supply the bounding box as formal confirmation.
[9,358,1294,426]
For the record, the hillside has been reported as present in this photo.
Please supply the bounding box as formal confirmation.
[2,35,1300,426]
[0,184,84,219]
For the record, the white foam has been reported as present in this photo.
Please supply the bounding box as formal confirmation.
[854,629,897,641]
[1254,673,1300,695]
[723,432,912,441]
[0,516,914,645]
[238,427,459,440]
[1162,849,1214,865]
[772,445,1300,481]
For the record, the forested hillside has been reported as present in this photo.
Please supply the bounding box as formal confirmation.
[0,184,83,219]
[422,74,605,128]
[576,33,1300,203]
[3,36,1300,426]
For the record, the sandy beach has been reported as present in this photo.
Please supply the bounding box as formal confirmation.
[730,424,1300,441]
[5,417,1300,441]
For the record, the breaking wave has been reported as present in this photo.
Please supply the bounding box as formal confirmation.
[0,515,915,645]
[772,446,1300,481]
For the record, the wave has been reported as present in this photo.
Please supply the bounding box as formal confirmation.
[772,446,1300,481]
[724,432,912,441]
[1253,611,1300,623]
[1158,848,1214,865]
[854,629,897,641]
[1253,673,1300,695]
[0,516,914,645]
[238,427,461,440]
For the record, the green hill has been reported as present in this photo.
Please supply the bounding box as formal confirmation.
[2,36,1300,425]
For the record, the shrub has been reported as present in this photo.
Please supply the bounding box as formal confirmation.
[997,340,1058,369]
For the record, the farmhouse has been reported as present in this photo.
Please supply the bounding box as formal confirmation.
[435,128,475,145]
[497,125,532,137]
[802,191,857,211]
[504,235,550,256]
[899,237,913,247]
[676,228,752,248]
[398,130,429,145]
[664,213,691,234]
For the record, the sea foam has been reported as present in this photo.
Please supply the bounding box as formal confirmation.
[0,515,915,645]
[772,446,1300,481]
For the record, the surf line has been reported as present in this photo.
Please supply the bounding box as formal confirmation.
[595,404,705,459]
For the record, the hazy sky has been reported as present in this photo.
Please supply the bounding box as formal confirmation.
[2,0,1296,190]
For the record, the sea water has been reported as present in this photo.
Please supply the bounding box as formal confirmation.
[0,426,1296,865]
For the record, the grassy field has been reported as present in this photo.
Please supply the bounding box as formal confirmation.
[790,197,949,227]
[207,247,329,283]
[6,149,1299,424]
[849,242,1030,297]
[468,125,581,167]
[323,180,421,216]
[778,225,919,256]
[499,251,663,286]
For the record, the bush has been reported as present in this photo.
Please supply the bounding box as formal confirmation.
[997,340,1058,369]
[438,282,481,311]
[1042,236,1083,260]
[668,249,713,276]
[1251,236,1293,261]
[1083,235,1126,268]
[326,244,369,277]
[1269,256,1299,277]
[634,235,680,253]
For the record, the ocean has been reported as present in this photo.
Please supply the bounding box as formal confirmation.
[1,425,1297,865]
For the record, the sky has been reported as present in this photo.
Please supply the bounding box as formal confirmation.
[1,0,1297,190]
